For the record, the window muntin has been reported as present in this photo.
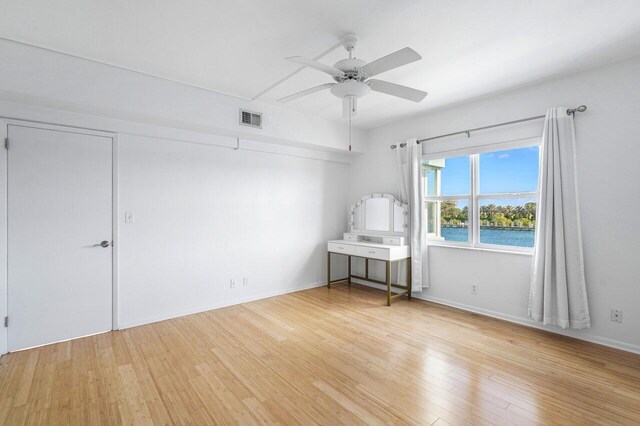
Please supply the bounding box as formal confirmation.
[424,144,540,251]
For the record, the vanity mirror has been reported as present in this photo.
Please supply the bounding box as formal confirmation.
[350,193,407,236]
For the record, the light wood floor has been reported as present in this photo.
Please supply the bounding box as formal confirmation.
[1,283,639,425]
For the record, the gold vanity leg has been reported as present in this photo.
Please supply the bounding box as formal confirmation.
[365,258,369,280]
[348,255,352,287]
[386,260,391,306]
[407,257,412,300]
[327,252,331,289]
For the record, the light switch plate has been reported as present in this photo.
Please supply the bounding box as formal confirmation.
[125,211,135,223]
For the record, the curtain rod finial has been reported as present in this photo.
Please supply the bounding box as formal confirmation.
[567,105,587,115]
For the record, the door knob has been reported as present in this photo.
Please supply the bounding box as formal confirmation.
[100,240,110,248]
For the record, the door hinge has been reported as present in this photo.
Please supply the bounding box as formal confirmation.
[3,138,7,150]
[3,316,7,327]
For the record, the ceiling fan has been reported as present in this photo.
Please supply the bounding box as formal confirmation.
[278,34,428,120]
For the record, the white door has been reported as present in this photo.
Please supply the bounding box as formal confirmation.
[8,124,113,351]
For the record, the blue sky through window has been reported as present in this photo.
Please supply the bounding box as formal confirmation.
[440,156,469,195]
[480,146,539,194]
[437,146,539,205]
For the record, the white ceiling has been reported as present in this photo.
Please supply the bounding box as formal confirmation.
[1,0,640,129]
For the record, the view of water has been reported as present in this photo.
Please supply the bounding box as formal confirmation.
[441,227,535,248]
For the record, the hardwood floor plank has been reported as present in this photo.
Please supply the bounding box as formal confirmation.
[0,284,638,425]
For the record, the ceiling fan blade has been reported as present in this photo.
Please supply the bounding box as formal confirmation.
[367,79,427,102]
[362,47,422,77]
[342,97,357,119]
[277,83,336,103]
[286,56,345,77]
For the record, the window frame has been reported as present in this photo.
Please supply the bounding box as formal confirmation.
[423,138,541,253]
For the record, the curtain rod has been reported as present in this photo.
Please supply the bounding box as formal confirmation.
[390,105,587,149]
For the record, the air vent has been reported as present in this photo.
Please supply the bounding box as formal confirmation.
[240,109,262,129]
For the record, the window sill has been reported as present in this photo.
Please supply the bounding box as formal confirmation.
[427,243,534,256]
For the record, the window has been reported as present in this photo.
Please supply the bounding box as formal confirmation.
[424,156,470,243]
[424,143,540,251]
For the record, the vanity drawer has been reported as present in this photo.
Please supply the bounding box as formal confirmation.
[343,233,358,241]
[383,237,403,246]
[356,246,390,260]
[328,242,356,255]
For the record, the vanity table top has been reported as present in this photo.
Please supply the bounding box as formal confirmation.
[328,239,404,249]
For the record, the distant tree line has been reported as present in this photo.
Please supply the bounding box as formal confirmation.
[440,201,537,227]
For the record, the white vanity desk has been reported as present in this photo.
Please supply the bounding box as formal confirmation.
[327,193,412,306]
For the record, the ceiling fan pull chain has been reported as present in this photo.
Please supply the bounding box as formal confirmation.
[349,103,352,152]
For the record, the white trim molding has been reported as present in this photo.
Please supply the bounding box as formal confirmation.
[0,120,7,355]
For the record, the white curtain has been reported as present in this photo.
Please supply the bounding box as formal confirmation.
[396,138,427,291]
[529,107,590,329]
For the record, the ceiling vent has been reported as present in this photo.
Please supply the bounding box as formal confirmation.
[240,109,262,129]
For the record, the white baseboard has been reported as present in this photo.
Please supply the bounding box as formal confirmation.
[117,281,326,330]
[417,294,640,355]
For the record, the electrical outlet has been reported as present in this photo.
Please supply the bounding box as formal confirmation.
[242,277,249,287]
[230,279,237,289]
[471,284,478,295]
[611,309,623,323]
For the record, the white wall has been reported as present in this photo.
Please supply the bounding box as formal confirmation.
[0,40,352,353]
[351,56,640,353]
[117,134,349,327]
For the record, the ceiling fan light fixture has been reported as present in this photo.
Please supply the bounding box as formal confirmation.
[330,80,371,99]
